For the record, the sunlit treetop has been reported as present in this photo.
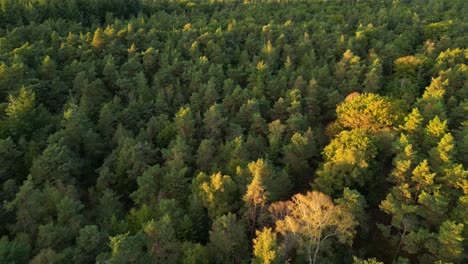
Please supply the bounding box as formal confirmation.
[336,92,403,132]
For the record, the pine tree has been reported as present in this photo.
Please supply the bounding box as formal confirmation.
[91,28,106,53]
[193,172,238,219]
[314,129,378,195]
[207,214,249,264]
[243,160,269,238]
[252,228,281,264]
[363,57,382,93]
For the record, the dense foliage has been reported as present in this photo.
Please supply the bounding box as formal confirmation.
[0,0,467,263]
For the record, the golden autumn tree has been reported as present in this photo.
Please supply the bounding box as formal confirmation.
[252,227,280,264]
[243,159,269,237]
[336,93,403,132]
[275,191,357,264]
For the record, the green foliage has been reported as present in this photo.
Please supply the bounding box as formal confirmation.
[283,128,317,183]
[0,236,31,264]
[182,242,208,264]
[363,57,383,94]
[335,188,368,229]
[107,232,149,263]
[130,165,163,206]
[207,214,249,264]
[193,172,238,219]
[314,129,378,195]
[30,143,83,185]
[1,87,43,140]
[175,106,196,140]
[5,87,35,120]
[353,257,384,264]
[335,49,364,95]
[435,221,465,262]
[0,1,466,263]
[0,137,23,184]
[74,225,105,263]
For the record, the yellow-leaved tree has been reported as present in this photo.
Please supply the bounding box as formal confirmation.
[275,191,357,264]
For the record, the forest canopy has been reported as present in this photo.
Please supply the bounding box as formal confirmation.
[0,0,467,263]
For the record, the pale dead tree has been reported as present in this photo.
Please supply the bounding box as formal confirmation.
[275,191,357,264]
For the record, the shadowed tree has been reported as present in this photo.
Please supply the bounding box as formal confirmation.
[207,214,249,264]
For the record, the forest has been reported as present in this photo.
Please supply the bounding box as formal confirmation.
[0,0,467,263]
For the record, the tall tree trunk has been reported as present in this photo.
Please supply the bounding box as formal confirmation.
[308,245,313,264]
[392,223,407,264]
[313,242,321,264]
